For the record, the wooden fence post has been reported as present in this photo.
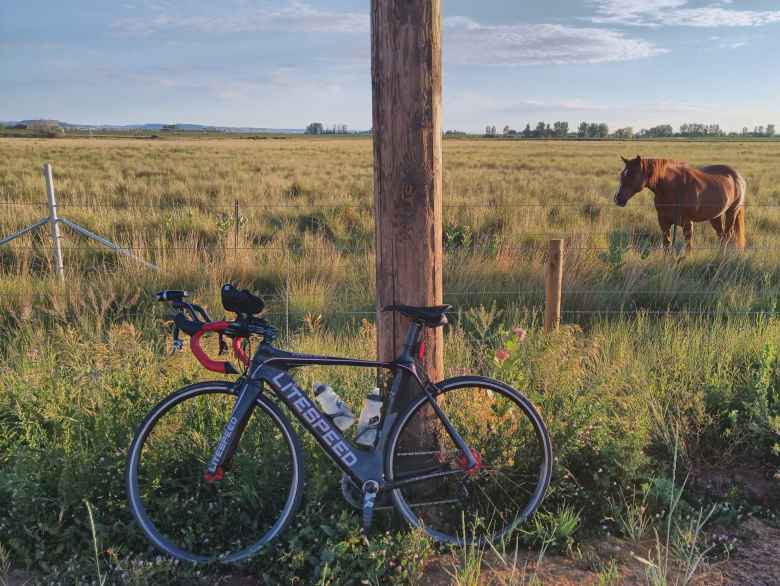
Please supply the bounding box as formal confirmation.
[545,239,564,333]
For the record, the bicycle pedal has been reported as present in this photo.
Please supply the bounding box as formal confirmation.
[361,480,380,534]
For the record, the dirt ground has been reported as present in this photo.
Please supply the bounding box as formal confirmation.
[6,519,779,585]
[424,518,780,586]
[716,518,780,586]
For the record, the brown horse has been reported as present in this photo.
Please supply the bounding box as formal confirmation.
[613,156,746,251]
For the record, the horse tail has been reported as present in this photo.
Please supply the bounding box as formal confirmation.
[733,207,746,250]
[733,172,747,250]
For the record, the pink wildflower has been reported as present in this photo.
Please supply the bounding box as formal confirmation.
[513,327,527,342]
[495,348,510,362]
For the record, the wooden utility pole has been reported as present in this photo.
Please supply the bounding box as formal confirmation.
[544,239,564,333]
[371,0,443,380]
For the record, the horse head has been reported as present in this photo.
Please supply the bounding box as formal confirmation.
[614,155,645,207]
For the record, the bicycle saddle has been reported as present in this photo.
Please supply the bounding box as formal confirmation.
[221,283,265,315]
[384,304,451,327]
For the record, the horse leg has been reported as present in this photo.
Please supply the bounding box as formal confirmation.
[683,220,694,253]
[658,215,672,252]
[709,216,726,247]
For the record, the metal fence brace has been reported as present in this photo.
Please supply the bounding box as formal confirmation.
[0,163,157,280]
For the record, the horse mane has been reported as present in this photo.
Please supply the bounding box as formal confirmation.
[641,158,684,190]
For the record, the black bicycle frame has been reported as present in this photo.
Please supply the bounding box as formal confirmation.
[206,321,477,491]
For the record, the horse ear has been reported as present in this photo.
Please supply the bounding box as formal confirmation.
[635,155,642,162]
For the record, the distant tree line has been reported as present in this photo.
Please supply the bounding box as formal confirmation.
[638,125,674,138]
[476,120,777,139]
[636,123,776,138]
[305,119,776,139]
[305,122,351,135]
[741,125,775,138]
[577,122,609,138]
[488,121,572,138]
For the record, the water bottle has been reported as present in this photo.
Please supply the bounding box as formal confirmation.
[314,383,355,432]
[355,388,383,447]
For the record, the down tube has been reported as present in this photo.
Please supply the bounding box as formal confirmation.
[260,366,376,484]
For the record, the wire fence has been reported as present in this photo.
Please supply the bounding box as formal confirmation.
[5,200,780,209]
[2,193,779,329]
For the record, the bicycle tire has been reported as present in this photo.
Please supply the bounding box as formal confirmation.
[386,375,552,545]
[126,381,304,563]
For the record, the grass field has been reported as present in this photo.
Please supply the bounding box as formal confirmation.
[1,136,779,584]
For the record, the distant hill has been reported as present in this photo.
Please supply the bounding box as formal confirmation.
[1,119,305,134]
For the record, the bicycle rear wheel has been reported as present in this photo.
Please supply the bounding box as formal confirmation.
[387,376,551,545]
[126,381,304,563]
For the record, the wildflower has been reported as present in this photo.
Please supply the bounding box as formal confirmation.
[513,327,527,342]
[495,348,510,362]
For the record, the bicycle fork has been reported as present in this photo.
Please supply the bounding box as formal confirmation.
[205,378,260,482]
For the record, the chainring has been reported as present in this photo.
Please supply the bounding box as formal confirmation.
[340,474,392,510]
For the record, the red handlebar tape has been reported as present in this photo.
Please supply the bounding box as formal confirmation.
[189,321,250,374]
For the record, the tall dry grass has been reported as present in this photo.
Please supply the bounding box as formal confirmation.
[2,137,780,326]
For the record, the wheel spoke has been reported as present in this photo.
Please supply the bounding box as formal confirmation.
[390,378,551,545]
[127,384,301,562]
[409,498,460,508]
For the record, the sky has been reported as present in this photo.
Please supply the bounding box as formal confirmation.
[1,0,779,132]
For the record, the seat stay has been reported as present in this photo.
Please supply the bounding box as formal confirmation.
[418,381,478,469]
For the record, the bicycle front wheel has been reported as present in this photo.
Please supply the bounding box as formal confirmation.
[126,381,304,563]
[387,376,552,545]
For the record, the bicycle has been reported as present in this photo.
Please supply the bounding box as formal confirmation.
[126,284,552,563]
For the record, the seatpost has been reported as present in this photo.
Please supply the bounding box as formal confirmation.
[400,321,423,360]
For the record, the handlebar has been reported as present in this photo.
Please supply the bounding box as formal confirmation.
[188,321,247,375]
[157,289,277,375]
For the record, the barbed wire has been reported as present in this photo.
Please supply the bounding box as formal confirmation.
[1,244,777,253]
[1,287,768,297]
[445,289,766,296]
[560,309,778,316]
[65,308,780,321]
[3,200,780,209]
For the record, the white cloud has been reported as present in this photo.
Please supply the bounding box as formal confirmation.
[590,0,780,27]
[444,16,666,65]
[113,64,347,106]
[112,2,666,66]
[112,1,368,36]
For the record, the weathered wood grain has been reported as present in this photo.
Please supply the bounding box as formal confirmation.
[371,0,443,381]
